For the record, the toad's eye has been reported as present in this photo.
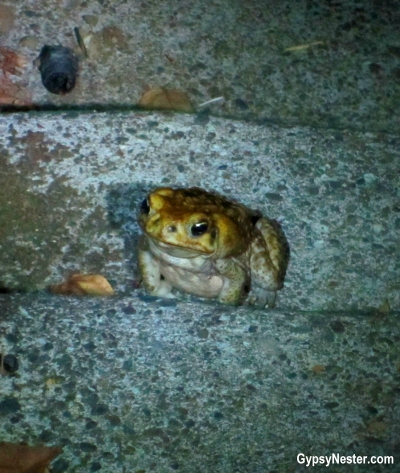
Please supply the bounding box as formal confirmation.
[140,198,150,214]
[191,221,208,237]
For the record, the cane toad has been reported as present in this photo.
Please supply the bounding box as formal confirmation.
[138,187,289,307]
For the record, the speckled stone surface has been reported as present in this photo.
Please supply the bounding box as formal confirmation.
[1,1,400,472]
[0,293,399,472]
[1,0,400,132]
[1,111,399,311]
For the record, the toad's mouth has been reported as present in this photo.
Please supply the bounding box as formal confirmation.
[148,237,215,258]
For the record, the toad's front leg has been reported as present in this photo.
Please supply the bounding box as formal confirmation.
[138,236,174,298]
[214,258,248,305]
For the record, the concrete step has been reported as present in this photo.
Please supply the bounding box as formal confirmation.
[1,112,399,311]
[1,1,400,132]
[0,292,399,472]
[1,1,399,471]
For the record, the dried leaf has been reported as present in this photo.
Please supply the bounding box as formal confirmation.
[101,25,129,50]
[0,46,33,107]
[50,274,115,296]
[0,75,33,106]
[198,96,225,108]
[365,420,387,435]
[0,47,28,76]
[138,87,194,113]
[0,442,62,473]
[74,27,88,57]
[284,41,324,52]
[75,30,103,60]
[378,299,391,314]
